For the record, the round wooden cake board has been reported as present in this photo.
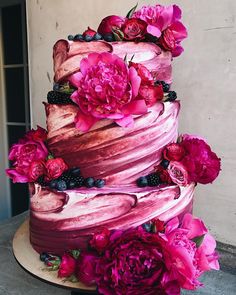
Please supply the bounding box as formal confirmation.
[13,218,97,294]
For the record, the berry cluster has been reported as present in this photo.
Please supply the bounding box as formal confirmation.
[50,168,105,191]
[47,91,74,105]
[68,32,103,42]
[155,80,177,102]
[136,160,170,188]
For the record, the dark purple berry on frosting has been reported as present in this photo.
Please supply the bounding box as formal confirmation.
[84,35,93,42]
[147,173,160,186]
[53,83,60,91]
[47,91,74,105]
[56,180,67,191]
[49,179,58,189]
[160,81,170,92]
[94,32,102,40]
[142,223,152,232]
[136,176,148,187]
[73,34,83,41]
[160,159,170,169]
[40,252,50,262]
[67,35,74,41]
[94,179,105,188]
[85,177,95,188]
[36,176,47,187]
[167,91,177,101]
[70,167,81,176]
[103,33,114,42]
[75,176,85,187]
[67,180,77,189]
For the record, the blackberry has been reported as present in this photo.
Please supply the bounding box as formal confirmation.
[75,176,85,187]
[56,180,67,191]
[160,159,170,169]
[36,176,48,187]
[67,180,77,189]
[167,91,177,102]
[59,172,76,184]
[47,91,74,105]
[147,173,160,186]
[85,177,95,188]
[136,176,148,187]
[94,179,105,188]
[154,80,170,92]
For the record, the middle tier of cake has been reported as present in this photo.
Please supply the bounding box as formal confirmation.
[46,101,180,185]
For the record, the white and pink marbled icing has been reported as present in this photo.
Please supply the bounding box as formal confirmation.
[30,183,195,255]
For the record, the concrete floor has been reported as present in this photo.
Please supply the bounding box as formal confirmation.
[0,212,235,295]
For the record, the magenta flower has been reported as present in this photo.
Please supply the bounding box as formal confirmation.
[76,252,99,286]
[133,4,187,56]
[97,15,125,35]
[180,137,221,184]
[58,253,76,278]
[69,52,147,131]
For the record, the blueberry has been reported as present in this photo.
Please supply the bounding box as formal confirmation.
[84,177,95,188]
[93,32,102,40]
[160,159,170,169]
[56,180,67,191]
[167,91,177,102]
[70,167,81,176]
[103,33,114,42]
[73,34,83,41]
[40,252,50,262]
[160,81,170,92]
[49,179,58,189]
[84,35,93,42]
[67,180,77,189]
[53,83,60,91]
[67,34,74,41]
[94,179,105,188]
[142,223,152,232]
[136,176,148,187]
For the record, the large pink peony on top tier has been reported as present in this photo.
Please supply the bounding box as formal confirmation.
[69,52,148,131]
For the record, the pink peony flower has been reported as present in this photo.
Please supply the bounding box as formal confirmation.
[163,214,219,290]
[97,15,125,35]
[163,143,185,161]
[180,137,221,184]
[76,252,99,286]
[122,18,147,41]
[168,161,189,186]
[133,4,187,56]
[69,52,147,131]
[90,228,111,253]
[28,160,46,182]
[6,139,48,183]
[94,227,177,295]
[45,158,68,181]
[58,253,76,278]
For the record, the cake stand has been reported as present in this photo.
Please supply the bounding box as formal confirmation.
[13,218,97,295]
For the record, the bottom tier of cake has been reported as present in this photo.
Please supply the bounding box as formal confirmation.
[30,183,195,255]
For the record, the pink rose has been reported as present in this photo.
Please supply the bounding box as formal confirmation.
[6,140,48,183]
[69,52,147,131]
[76,252,99,286]
[97,15,125,35]
[28,160,46,182]
[82,26,97,38]
[180,137,221,184]
[163,143,186,161]
[45,158,68,181]
[58,253,76,278]
[122,18,147,41]
[95,227,177,295]
[168,161,189,186]
[90,228,111,253]
[25,126,47,142]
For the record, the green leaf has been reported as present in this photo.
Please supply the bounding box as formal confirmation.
[112,29,124,41]
[192,234,205,248]
[126,3,138,19]
[70,249,80,259]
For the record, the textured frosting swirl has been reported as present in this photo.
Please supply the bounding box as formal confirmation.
[30,183,195,255]
[46,101,180,185]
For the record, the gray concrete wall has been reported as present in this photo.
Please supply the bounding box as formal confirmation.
[26,0,236,245]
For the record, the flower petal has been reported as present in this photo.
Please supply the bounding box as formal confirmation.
[123,99,147,115]
[115,115,134,128]
[74,110,98,132]
[68,71,83,87]
[129,66,141,97]
[147,24,162,37]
